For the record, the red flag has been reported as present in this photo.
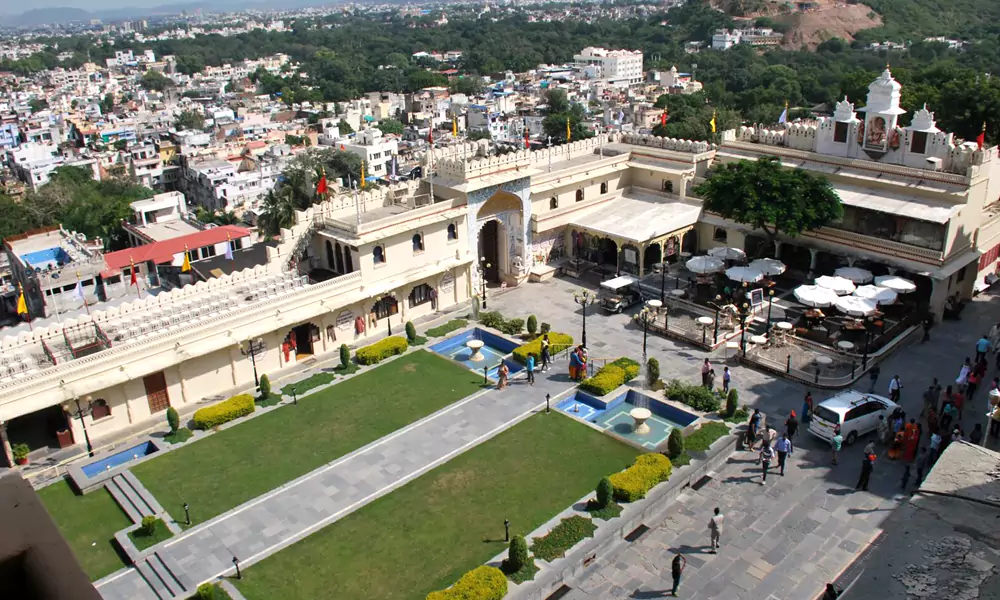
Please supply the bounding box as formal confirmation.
[661,111,667,127]
[428,128,433,144]
[316,172,328,196]
[129,260,137,287]
[977,122,986,150]
[339,144,345,151]
[524,131,529,149]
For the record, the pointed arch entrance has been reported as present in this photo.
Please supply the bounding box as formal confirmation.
[475,190,525,284]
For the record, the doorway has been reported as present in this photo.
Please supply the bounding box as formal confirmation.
[293,323,315,358]
[143,372,170,414]
[5,405,67,452]
[479,220,501,282]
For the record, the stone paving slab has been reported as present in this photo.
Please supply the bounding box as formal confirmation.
[95,369,568,600]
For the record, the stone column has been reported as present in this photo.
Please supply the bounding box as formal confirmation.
[177,363,189,404]
[808,248,819,278]
[638,245,646,278]
[229,345,239,386]
[773,240,782,259]
[0,421,13,467]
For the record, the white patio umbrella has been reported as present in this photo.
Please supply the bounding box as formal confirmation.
[793,285,840,307]
[725,266,764,283]
[854,285,898,305]
[834,266,874,284]
[686,255,724,274]
[835,296,879,317]
[708,247,746,261]
[749,258,786,276]
[874,275,917,294]
[815,275,856,295]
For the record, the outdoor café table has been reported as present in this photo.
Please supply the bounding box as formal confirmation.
[750,335,767,346]
[842,320,866,331]
[836,341,855,352]
[670,289,686,298]
[815,356,834,368]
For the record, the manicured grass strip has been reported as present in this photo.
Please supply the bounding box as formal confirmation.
[530,516,597,562]
[38,479,131,581]
[281,372,335,397]
[506,561,539,584]
[685,422,731,453]
[425,319,468,337]
[234,412,639,600]
[255,393,282,408]
[164,428,193,445]
[133,351,483,525]
[195,583,233,599]
[585,500,623,521]
[128,518,173,551]
[334,363,359,376]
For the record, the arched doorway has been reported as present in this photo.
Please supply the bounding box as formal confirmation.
[620,243,640,275]
[644,243,662,272]
[681,230,698,254]
[479,220,502,282]
[325,241,335,270]
[476,191,523,283]
[334,242,345,273]
[344,250,353,273]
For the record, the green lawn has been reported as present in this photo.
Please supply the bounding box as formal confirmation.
[127,518,173,551]
[38,479,131,581]
[132,351,483,525]
[234,412,639,600]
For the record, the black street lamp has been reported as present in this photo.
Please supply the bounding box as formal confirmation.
[292,388,298,406]
[232,556,242,580]
[504,519,510,542]
[184,503,191,526]
[240,338,263,388]
[69,397,94,458]
[766,289,775,332]
[659,262,666,304]
[573,290,597,347]
[862,315,874,367]
[635,305,656,362]
[546,393,551,414]
[712,295,721,341]
[479,257,491,309]
[739,302,750,355]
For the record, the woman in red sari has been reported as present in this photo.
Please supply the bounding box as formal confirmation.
[902,418,919,462]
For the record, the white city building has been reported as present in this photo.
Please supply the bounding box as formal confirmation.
[340,128,399,180]
[572,47,644,88]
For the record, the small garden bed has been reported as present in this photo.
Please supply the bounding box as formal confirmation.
[128,517,173,551]
[281,372,335,397]
[530,515,597,562]
[426,319,468,338]
[191,583,234,600]
[164,428,193,445]
[505,560,538,584]
[585,500,623,521]
[664,379,722,412]
[685,422,731,453]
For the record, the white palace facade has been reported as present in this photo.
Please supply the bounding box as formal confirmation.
[1,68,999,464]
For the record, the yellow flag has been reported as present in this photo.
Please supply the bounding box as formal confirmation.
[710,110,717,134]
[181,246,191,272]
[360,161,366,189]
[452,116,457,137]
[566,117,572,141]
[16,284,27,316]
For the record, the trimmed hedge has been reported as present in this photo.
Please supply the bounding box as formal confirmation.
[356,336,408,365]
[579,357,640,396]
[512,332,573,364]
[426,565,508,600]
[609,453,673,503]
[664,379,722,412]
[426,319,468,337]
[530,515,597,562]
[192,394,255,430]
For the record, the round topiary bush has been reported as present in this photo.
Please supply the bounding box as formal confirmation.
[505,535,529,573]
[141,515,157,536]
[259,373,271,397]
[405,321,417,343]
[596,476,613,509]
[667,428,684,459]
[339,344,350,368]
[646,357,660,388]
[726,389,739,417]
[166,406,179,434]
[527,315,538,336]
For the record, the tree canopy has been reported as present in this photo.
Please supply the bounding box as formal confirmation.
[694,157,843,247]
[174,110,206,131]
[141,69,174,92]
[376,118,404,136]
[541,89,589,143]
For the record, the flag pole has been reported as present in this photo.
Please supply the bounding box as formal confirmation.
[17,283,31,331]
[77,271,90,315]
[428,130,435,202]
[352,177,361,226]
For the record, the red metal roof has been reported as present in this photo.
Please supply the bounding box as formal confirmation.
[102,225,252,276]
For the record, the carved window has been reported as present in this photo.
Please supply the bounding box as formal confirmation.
[834,122,849,143]
[911,131,928,154]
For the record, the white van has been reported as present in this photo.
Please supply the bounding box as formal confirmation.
[808,390,898,446]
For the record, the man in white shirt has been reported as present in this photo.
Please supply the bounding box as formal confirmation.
[888,375,902,403]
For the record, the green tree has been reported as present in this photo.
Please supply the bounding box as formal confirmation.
[596,476,613,509]
[502,535,529,573]
[28,98,48,112]
[337,119,354,135]
[166,407,180,433]
[667,428,684,459]
[405,69,448,92]
[541,89,588,143]
[725,389,739,417]
[450,76,484,96]
[174,110,206,131]
[258,189,295,237]
[141,69,173,92]
[694,157,843,252]
[646,357,660,388]
[467,129,491,141]
[376,118,404,136]
[339,344,351,369]
[100,93,114,115]
[259,373,271,397]
[405,321,417,343]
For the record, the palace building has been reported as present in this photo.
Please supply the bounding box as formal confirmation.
[0,68,997,465]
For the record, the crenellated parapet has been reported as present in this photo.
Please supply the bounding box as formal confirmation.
[620,132,713,154]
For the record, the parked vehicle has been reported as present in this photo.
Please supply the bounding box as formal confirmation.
[599,275,640,313]
[808,390,897,446]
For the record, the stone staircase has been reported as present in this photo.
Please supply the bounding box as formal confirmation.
[135,551,193,600]
[106,471,163,523]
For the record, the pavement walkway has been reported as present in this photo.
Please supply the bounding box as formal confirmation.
[95,360,571,600]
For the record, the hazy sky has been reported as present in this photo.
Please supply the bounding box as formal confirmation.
[0,0,172,15]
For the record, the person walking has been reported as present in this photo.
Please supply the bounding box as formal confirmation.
[976,334,991,363]
[525,353,536,386]
[900,464,911,490]
[774,432,793,476]
[823,583,842,599]
[707,369,717,391]
[802,391,813,427]
[497,362,509,390]
[757,427,777,460]
[888,375,902,404]
[670,553,686,597]
[708,508,724,553]
[921,315,932,343]
[759,441,774,484]
[540,334,551,372]
[701,359,711,387]
[921,381,940,417]
[990,402,1000,439]
[915,447,930,485]
[869,364,881,393]
[831,428,843,465]
[956,358,972,393]
[966,370,980,404]
[856,450,875,491]
[722,366,731,394]
[929,431,943,462]
[876,415,891,446]
[747,409,762,450]
[785,411,799,438]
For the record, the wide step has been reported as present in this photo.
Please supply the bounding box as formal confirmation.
[106,477,144,524]
[147,553,186,598]
[136,560,171,600]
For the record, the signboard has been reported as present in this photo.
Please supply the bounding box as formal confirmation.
[336,310,354,330]
[441,273,455,295]
[749,288,764,308]
[665,237,677,257]
[624,248,637,264]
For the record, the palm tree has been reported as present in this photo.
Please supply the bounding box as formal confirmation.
[258,189,295,237]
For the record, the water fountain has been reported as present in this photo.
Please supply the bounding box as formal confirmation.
[630,393,651,435]
[465,339,485,362]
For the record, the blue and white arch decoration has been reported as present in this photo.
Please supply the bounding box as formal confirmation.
[467,176,533,284]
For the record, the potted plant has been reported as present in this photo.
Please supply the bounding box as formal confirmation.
[12,443,30,466]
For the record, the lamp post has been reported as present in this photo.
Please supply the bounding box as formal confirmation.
[70,397,94,458]
[546,393,551,414]
[240,338,263,388]
[292,388,298,406]
[573,289,597,347]
[478,257,491,309]
[635,306,656,363]
[504,519,510,542]
[862,316,874,368]
[712,295,721,341]
[739,302,750,356]
[232,556,241,580]
[659,261,666,304]
[183,503,191,526]
[766,289,775,332]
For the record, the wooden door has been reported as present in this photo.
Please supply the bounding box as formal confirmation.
[143,372,170,414]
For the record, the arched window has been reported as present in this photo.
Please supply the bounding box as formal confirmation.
[447,223,458,241]
[90,398,111,420]
[549,196,559,210]
[663,180,674,193]
[412,233,424,253]
[600,181,609,194]
[373,245,386,264]
[576,189,584,202]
